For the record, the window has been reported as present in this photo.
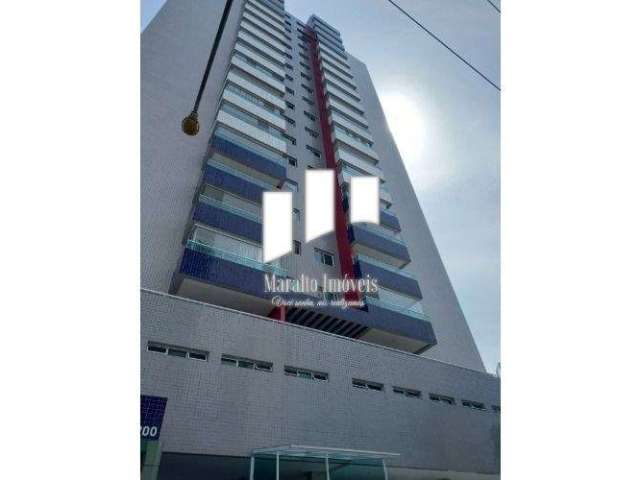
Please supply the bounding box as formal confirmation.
[305,127,319,138]
[301,72,311,82]
[306,145,321,158]
[282,132,297,145]
[429,393,456,405]
[147,342,209,361]
[286,101,295,110]
[299,61,310,70]
[285,63,293,71]
[304,111,316,122]
[147,344,166,353]
[283,115,295,126]
[293,240,301,254]
[283,180,298,192]
[285,366,328,381]
[302,96,314,106]
[352,379,384,391]
[298,43,308,51]
[314,248,334,266]
[220,354,273,372]
[462,400,487,411]
[167,348,187,357]
[288,156,298,167]
[286,87,295,95]
[318,286,339,302]
[285,74,294,82]
[293,208,301,222]
[393,386,422,399]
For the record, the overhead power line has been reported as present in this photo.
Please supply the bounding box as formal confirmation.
[483,0,501,14]
[385,0,500,92]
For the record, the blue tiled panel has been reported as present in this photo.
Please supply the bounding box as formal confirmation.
[379,210,401,231]
[211,135,286,183]
[348,225,411,264]
[364,302,437,348]
[355,259,422,299]
[140,395,167,441]
[204,165,266,204]
[178,248,274,299]
[193,202,261,243]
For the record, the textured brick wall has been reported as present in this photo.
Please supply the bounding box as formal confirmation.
[141,289,499,475]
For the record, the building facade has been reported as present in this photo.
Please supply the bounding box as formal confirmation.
[141,0,499,478]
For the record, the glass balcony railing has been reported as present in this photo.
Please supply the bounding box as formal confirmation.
[214,126,287,167]
[354,254,416,280]
[206,159,273,190]
[186,239,287,277]
[364,296,428,321]
[198,194,262,223]
[356,223,406,246]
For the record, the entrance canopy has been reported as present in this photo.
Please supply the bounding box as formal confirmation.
[249,445,400,480]
[252,445,400,461]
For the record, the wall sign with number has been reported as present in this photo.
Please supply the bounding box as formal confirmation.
[141,395,167,440]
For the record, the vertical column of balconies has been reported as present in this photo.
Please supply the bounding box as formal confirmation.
[172,0,293,311]
[307,15,428,324]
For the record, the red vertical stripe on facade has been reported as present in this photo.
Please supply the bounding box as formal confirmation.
[307,28,360,303]
[268,306,286,322]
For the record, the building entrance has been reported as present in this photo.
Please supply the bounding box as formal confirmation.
[249,445,399,480]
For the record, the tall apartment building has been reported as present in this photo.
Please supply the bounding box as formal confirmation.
[141,1,500,478]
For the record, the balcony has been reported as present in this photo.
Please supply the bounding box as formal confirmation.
[221,89,285,130]
[204,161,269,205]
[321,62,357,89]
[226,71,286,110]
[364,295,427,321]
[210,130,286,187]
[354,255,422,299]
[379,209,401,232]
[239,22,288,56]
[318,44,350,71]
[172,240,286,316]
[328,110,370,141]
[246,0,284,24]
[325,82,362,109]
[237,30,286,67]
[332,130,379,162]
[193,196,262,244]
[215,109,287,154]
[244,3,285,33]
[230,55,285,94]
[379,184,393,206]
[316,30,346,56]
[233,44,285,79]
[348,224,411,268]
[250,0,285,17]
[242,11,288,45]
[322,67,359,94]
[335,147,384,179]
[283,290,436,353]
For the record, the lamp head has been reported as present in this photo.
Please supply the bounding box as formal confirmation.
[181,111,200,136]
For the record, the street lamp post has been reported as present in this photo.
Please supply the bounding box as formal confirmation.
[181,0,234,136]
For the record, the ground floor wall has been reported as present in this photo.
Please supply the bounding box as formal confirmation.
[141,289,500,478]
